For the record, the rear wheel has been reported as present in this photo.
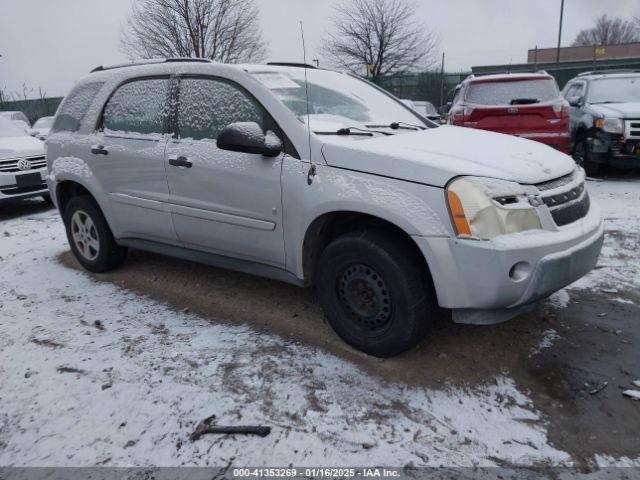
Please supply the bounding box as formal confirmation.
[62,196,127,273]
[316,231,437,357]
[573,136,601,177]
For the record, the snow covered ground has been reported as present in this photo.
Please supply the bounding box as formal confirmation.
[0,177,638,468]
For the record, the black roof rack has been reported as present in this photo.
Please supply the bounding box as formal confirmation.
[577,69,640,77]
[90,58,212,73]
[267,62,317,69]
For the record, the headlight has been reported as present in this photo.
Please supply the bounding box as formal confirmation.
[596,117,624,134]
[446,177,542,240]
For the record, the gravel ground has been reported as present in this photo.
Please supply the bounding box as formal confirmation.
[0,175,638,470]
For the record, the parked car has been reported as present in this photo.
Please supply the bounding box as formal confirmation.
[29,116,55,140]
[0,116,49,203]
[448,72,571,153]
[412,101,442,123]
[0,110,31,127]
[562,70,640,175]
[46,60,603,357]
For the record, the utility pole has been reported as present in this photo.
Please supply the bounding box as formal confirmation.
[556,0,565,64]
[439,52,445,108]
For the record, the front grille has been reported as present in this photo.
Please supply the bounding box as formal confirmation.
[548,193,591,226]
[625,120,640,140]
[535,168,590,226]
[534,168,579,192]
[0,155,47,173]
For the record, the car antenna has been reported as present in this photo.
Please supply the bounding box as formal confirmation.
[300,21,316,185]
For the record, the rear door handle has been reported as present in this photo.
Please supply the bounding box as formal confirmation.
[91,145,109,155]
[168,156,192,168]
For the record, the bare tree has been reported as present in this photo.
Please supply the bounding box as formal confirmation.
[572,14,640,46]
[322,0,439,77]
[121,0,267,63]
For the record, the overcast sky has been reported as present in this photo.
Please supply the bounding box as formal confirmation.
[1,0,639,98]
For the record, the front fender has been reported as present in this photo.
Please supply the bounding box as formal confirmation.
[282,160,452,279]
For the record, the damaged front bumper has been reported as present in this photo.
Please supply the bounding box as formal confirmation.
[413,202,604,325]
[588,132,640,168]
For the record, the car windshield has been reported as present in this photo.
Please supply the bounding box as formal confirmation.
[250,68,429,132]
[465,78,559,105]
[0,116,27,137]
[33,117,54,128]
[588,76,640,104]
[423,103,437,115]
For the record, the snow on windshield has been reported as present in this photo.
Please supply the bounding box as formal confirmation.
[251,69,426,130]
[588,76,640,104]
[0,116,27,138]
[466,79,559,106]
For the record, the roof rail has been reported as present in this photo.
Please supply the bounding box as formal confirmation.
[90,57,212,73]
[267,62,317,69]
[577,69,640,77]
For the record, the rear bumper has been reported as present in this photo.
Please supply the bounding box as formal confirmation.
[413,202,604,324]
[0,169,49,202]
[519,133,571,153]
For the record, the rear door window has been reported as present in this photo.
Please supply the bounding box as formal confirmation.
[102,78,170,136]
[177,77,267,141]
[465,79,560,106]
[52,82,104,133]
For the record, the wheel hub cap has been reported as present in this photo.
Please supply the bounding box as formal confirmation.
[337,264,392,332]
[71,210,100,261]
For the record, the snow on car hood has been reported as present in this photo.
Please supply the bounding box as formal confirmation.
[590,102,640,119]
[0,135,45,160]
[320,125,576,187]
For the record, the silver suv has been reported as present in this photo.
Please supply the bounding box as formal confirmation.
[46,59,604,357]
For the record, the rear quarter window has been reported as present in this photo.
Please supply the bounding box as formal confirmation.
[465,79,559,106]
[52,82,104,133]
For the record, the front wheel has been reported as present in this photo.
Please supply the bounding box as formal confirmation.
[62,196,127,273]
[573,136,601,177]
[316,231,438,357]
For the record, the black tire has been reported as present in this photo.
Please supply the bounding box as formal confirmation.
[316,231,438,357]
[573,136,601,177]
[41,193,53,204]
[62,195,127,273]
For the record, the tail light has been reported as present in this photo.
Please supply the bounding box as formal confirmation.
[451,106,475,124]
[552,101,570,119]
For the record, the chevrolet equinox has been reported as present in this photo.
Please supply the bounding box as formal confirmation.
[46,59,604,357]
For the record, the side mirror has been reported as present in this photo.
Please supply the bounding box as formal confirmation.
[217,122,283,157]
[568,96,582,107]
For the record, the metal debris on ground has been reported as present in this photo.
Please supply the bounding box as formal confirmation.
[190,414,271,441]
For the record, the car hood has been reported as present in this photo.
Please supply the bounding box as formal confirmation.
[0,135,45,160]
[590,102,640,119]
[320,125,576,187]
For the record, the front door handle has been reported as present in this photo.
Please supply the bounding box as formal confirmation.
[168,156,192,168]
[91,145,109,155]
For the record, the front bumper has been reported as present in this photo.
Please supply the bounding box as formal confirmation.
[589,133,640,168]
[0,168,49,202]
[413,202,604,324]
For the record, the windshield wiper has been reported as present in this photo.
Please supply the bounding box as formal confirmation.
[365,122,426,131]
[315,126,392,136]
[510,98,540,105]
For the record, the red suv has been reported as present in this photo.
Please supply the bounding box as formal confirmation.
[448,72,571,153]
